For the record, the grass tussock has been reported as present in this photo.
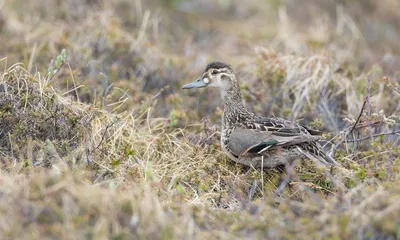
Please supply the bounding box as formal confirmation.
[0,0,400,239]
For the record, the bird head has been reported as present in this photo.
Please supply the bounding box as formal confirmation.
[182,61,236,93]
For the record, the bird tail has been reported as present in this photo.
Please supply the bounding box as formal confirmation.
[296,142,339,166]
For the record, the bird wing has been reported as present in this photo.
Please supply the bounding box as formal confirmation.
[228,117,321,157]
[252,116,321,135]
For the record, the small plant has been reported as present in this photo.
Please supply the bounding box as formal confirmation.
[47,49,67,80]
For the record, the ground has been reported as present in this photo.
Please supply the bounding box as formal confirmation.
[0,0,400,239]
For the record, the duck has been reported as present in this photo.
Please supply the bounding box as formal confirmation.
[182,61,338,168]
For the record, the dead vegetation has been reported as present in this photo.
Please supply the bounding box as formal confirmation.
[0,0,400,239]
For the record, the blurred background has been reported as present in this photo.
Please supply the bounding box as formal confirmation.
[1,0,400,132]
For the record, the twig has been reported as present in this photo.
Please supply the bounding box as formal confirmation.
[86,141,92,165]
[349,100,367,135]
[132,86,169,116]
[387,153,395,180]
[330,99,367,157]
[275,174,291,196]
[216,193,222,207]
[248,179,259,202]
[383,76,400,94]
[47,61,65,82]
[366,75,374,141]
[95,119,119,150]
[275,162,294,196]
[261,156,264,193]
[102,83,113,109]
[366,74,377,168]
[345,130,400,143]
[65,62,80,103]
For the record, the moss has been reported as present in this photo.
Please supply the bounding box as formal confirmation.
[356,168,367,181]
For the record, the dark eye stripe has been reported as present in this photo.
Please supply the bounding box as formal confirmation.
[210,68,228,75]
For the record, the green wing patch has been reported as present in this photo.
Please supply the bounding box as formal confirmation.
[245,140,278,154]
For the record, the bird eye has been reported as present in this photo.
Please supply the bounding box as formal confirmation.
[212,70,218,75]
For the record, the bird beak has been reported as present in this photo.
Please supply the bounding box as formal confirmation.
[182,78,207,89]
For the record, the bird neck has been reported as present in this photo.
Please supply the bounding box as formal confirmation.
[221,81,253,127]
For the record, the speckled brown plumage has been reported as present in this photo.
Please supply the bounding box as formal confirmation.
[182,61,338,168]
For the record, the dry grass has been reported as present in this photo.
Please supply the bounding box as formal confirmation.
[0,0,400,239]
